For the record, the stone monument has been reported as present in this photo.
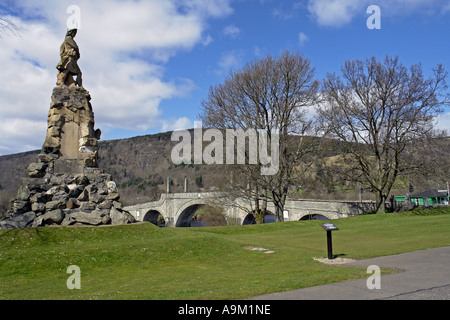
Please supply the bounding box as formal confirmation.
[0,29,135,229]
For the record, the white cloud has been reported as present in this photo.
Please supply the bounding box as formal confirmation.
[307,0,360,27]
[161,117,193,132]
[298,32,309,46]
[444,2,450,14]
[0,118,47,154]
[271,2,303,20]
[0,0,232,155]
[253,46,267,58]
[307,0,450,27]
[0,17,59,154]
[378,0,449,15]
[436,112,450,133]
[181,0,234,18]
[80,1,205,58]
[217,50,245,75]
[223,24,240,38]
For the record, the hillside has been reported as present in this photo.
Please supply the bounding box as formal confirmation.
[0,149,40,207]
[96,131,224,204]
[1,132,448,217]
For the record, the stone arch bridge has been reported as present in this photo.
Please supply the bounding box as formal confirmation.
[124,192,375,227]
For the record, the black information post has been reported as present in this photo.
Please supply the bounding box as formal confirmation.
[320,223,339,259]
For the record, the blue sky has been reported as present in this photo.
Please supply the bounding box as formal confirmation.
[0,0,449,155]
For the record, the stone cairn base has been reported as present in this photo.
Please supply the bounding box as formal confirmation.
[0,170,135,229]
[0,86,135,230]
[0,169,135,229]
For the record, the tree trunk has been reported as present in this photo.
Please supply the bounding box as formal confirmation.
[375,191,387,214]
[273,191,286,222]
[253,186,264,224]
[274,206,283,222]
[254,209,265,224]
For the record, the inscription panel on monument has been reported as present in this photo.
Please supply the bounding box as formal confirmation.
[60,122,81,159]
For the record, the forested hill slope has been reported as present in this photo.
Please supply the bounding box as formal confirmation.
[1,131,448,216]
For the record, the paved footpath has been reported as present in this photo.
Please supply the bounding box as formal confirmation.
[249,246,450,300]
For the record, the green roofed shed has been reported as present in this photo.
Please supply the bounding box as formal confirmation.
[411,189,449,206]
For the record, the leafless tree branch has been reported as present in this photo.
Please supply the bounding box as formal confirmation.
[0,17,21,39]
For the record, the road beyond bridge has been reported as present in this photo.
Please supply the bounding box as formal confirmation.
[124,192,376,227]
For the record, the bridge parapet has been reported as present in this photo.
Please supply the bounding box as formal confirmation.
[164,192,222,199]
[284,199,376,220]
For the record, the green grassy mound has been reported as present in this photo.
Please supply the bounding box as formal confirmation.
[1,207,449,299]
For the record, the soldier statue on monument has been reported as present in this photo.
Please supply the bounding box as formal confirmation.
[56,28,83,87]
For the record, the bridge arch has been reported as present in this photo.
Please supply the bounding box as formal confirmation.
[175,200,229,227]
[176,204,203,227]
[175,200,224,227]
[299,213,331,220]
[143,210,165,226]
[242,210,275,225]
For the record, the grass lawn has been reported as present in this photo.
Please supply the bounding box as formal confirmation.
[0,206,449,300]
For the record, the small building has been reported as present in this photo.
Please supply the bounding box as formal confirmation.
[411,189,449,206]
[394,196,406,203]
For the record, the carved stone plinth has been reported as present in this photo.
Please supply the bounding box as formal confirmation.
[42,86,100,168]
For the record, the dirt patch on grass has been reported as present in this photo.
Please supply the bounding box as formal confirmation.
[313,257,358,265]
[243,246,275,254]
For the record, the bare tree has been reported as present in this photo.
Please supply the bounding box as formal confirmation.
[318,56,448,213]
[0,17,21,38]
[200,50,319,222]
